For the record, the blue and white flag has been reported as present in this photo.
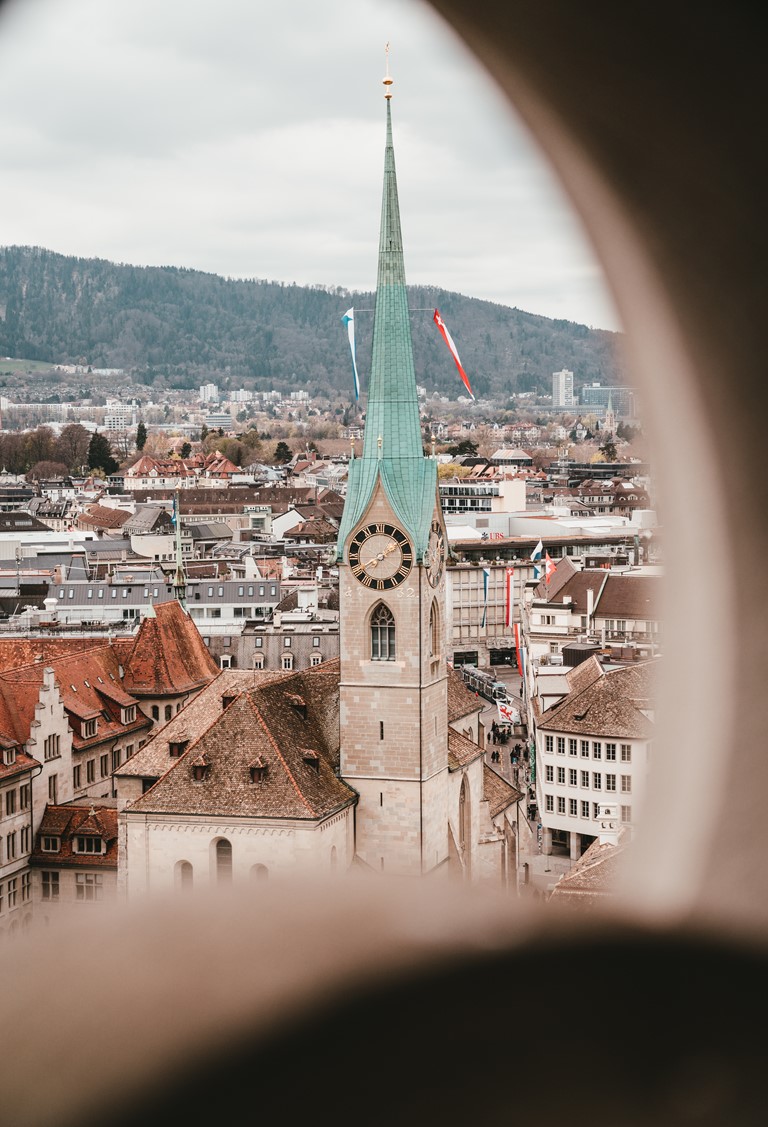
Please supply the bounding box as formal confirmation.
[341,308,360,401]
[531,538,543,581]
[481,565,491,628]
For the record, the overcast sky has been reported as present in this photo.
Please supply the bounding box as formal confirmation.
[0,0,622,332]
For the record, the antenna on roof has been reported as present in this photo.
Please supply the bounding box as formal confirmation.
[172,483,187,610]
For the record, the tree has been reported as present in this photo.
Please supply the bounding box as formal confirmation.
[26,460,69,481]
[599,437,618,462]
[136,421,148,451]
[111,429,135,460]
[87,431,119,476]
[180,441,192,458]
[55,423,91,472]
[274,440,292,464]
[23,426,56,469]
[446,438,478,457]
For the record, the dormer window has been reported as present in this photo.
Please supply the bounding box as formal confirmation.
[301,749,320,772]
[2,744,16,767]
[42,835,60,853]
[287,694,307,721]
[83,719,98,739]
[222,693,238,711]
[249,756,268,783]
[169,738,190,758]
[191,755,211,782]
[122,705,136,724]
[76,835,103,854]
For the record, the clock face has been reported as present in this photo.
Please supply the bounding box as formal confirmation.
[425,519,445,587]
[348,522,414,590]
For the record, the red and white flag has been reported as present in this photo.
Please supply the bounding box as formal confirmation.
[544,552,556,584]
[498,700,519,726]
[514,622,524,678]
[433,309,474,399]
[504,566,514,627]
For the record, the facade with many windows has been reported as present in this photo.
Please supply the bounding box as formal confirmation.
[30,802,118,923]
[529,655,656,860]
[0,600,218,933]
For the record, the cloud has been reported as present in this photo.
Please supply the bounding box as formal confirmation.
[0,0,621,331]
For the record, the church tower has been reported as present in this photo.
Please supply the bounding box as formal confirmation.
[336,62,449,877]
[604,390,616,436]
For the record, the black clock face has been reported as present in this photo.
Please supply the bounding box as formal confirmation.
[348,522,414,590]
[425,519,445,587]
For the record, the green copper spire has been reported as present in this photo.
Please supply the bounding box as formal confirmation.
[337,66,437,560]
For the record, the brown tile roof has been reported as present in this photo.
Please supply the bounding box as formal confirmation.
[594,574,660,619]
[29,803,118,869]
[534,565,661,621]
[565,655,605,696]
[536,659,658,739]
[125,659,354,821]
[283,518,338,542]
[76,505,132,529]
[121,601,219,698]
[549,829,630,906]
[447,667,483,722]
[116,668,284,780]
[482,764,523,817]
[448,728,483,769]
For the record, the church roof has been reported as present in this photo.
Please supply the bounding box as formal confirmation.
[448,728,484,769]
[121,600,219,698]
[482,764,523,818]
[447,666,484,722]
[116,668,281,780]
[125,660,355,822]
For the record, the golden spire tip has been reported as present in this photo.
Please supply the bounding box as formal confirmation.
[383,41,393,99]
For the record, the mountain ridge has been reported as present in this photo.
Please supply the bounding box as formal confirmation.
[0,245,628,402]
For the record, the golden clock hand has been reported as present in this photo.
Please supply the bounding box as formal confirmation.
[364,556,380,570]
[383,541,399,556]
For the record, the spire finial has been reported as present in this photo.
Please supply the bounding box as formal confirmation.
[383,42,393,99]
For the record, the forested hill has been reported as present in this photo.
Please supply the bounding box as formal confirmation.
[0,245,627,401]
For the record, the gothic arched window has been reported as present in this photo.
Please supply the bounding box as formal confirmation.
[371,603,395,661]
[429,600,440,657]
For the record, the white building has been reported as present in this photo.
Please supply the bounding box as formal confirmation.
[530,655,657,860]
[103,399,138,431]
[552,368,575,407]
[199,383,219,403]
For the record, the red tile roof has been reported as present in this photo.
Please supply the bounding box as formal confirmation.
[0,638,104,673]
[30,803,118,870]
[121,600,219,698]
[0,644,150,750]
